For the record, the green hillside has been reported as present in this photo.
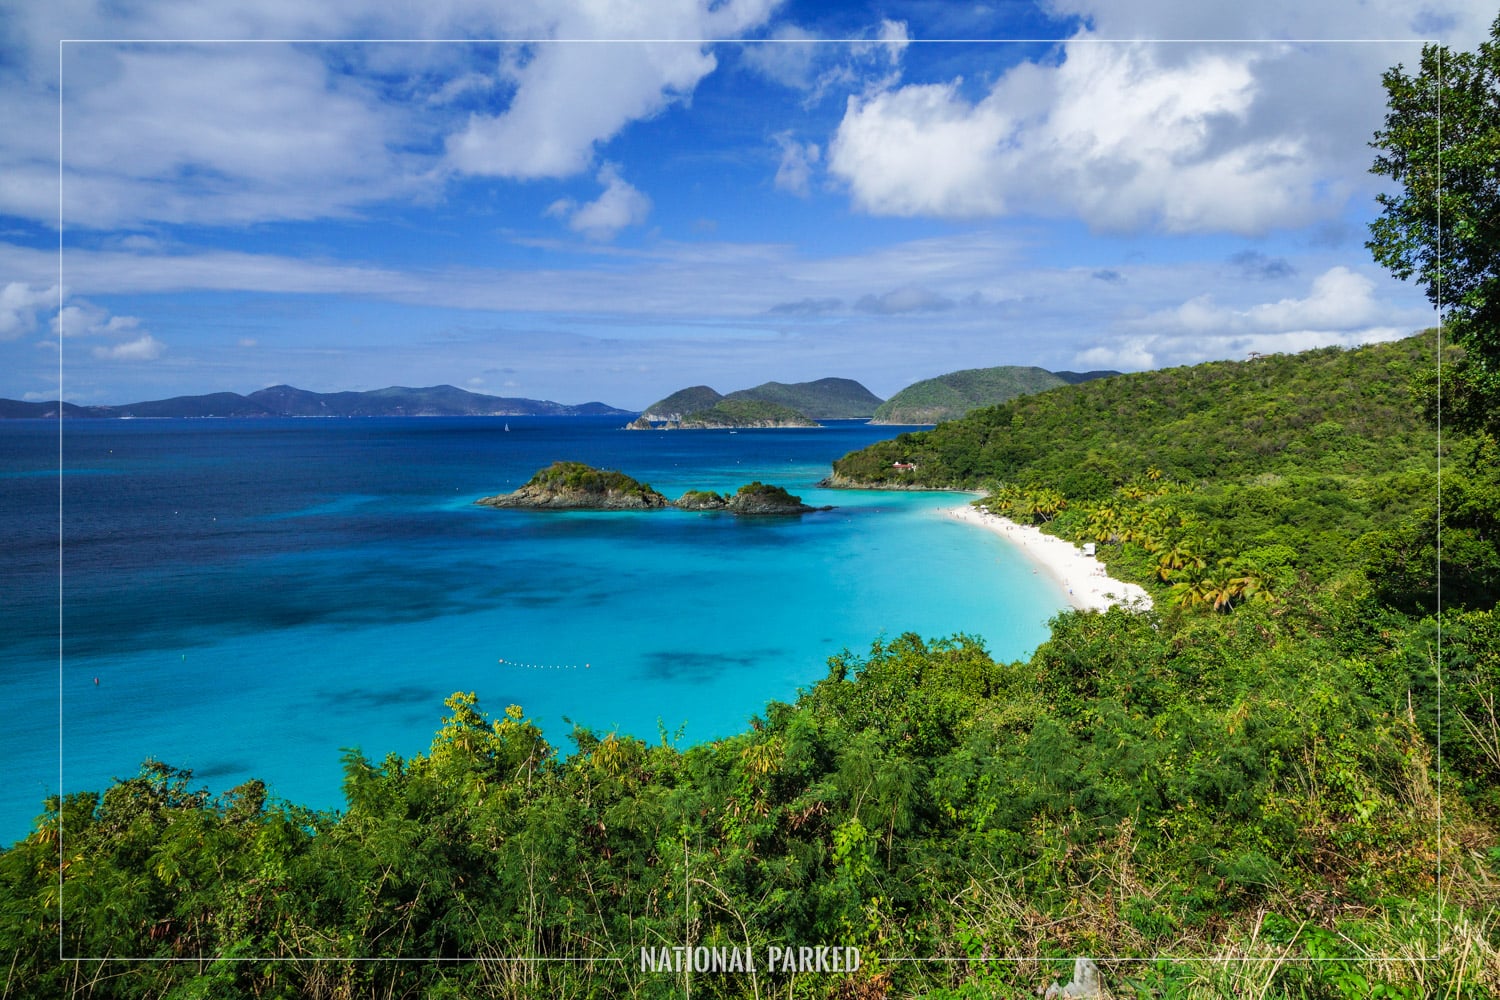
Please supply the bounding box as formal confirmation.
[679,398,817,427]
[838,339,1436,492]
[726,377,884,419]
[836,334,1496,609]
[872,365,1084,424]
[641,384,722,420]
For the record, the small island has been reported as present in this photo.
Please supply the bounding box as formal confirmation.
[721,481,824,515]
[475,461,671,510]
[476,464,829,515]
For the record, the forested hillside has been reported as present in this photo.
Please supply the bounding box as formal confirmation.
[871,365,1075,424]
[3,333,1496,998]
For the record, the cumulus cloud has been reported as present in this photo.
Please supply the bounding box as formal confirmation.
[829,40,1343,234]
[447,43,717,179]
[5,1,780,227]
[52,301,143,339]
[823,0,1500,238]
[92,334,165,361]
[0,282,58,340]
[1039,0,1491,47]
[1072,265,1431,370]
[1145,266,1385,335]
[56,45,428,228]
[546,163,651,240]
[444,0,776,180]
[48,297,165,361]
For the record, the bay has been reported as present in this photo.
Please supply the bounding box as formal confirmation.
[0,416,1067,843]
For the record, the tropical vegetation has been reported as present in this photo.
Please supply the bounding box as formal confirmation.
[680,399,818,428]
[4,327,1496,998]
[871,365,1105,425]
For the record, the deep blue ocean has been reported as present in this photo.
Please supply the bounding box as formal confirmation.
[1,416,1066,844]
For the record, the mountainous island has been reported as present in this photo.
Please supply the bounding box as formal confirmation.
[0,384,631,419]
[636,377,882,427]
[870,365,1118,424]
[476,461,826,514]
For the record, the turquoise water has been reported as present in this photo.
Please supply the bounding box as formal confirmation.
[1,418,1066,842]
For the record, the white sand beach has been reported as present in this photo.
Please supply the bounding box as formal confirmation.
[945,503,1153,613]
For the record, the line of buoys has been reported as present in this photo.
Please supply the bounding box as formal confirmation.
[497,658,590,670]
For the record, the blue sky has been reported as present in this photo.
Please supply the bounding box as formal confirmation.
[0,1,1486,409]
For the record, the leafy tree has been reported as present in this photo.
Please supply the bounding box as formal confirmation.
[1368,17,1500,431]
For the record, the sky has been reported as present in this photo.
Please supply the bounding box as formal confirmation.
[0,0,1488,410]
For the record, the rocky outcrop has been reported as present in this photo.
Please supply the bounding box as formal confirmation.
[724,482,827,515]
[674,490,728,511]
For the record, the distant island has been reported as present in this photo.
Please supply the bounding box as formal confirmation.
[476,462,826,515]
[630,370,1122,429]
[635,377,883,428]
[871,366,1119,424]
[0,384,631,419]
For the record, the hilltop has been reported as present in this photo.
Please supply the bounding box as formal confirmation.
[723,377,883,419]
[642,377,882,423]
[871,365,1117,424]
[641,385,724,421]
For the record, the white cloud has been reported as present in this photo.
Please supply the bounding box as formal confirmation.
[1040,0,1491,47]
[773,132,820,196]
[546,163,651,240]
[1074,326,1412,372]
[1143,266,1389,334]
[828,40,1346,234]
[443,0,777,179]
[3,1,780,227]
[742,19,908,103]
[821,0,1492,236]
[1072,265,1431,369]
[52,301,143,338]
[740,25,821,89]
[0,282,58,340]
[92,334,165,361]
[447,42,717,179]
[57,45,427,228]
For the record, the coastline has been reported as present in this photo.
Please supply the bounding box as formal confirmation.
[945,502,1153,613]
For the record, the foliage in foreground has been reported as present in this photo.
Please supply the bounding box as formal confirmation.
[6,335,1498,997]
[2,597,1497,997]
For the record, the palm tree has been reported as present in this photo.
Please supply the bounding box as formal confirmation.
[1084,506,1121,543]
[1155,540,1205,581]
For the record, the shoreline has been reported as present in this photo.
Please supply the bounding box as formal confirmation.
[944,503,1153,613]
